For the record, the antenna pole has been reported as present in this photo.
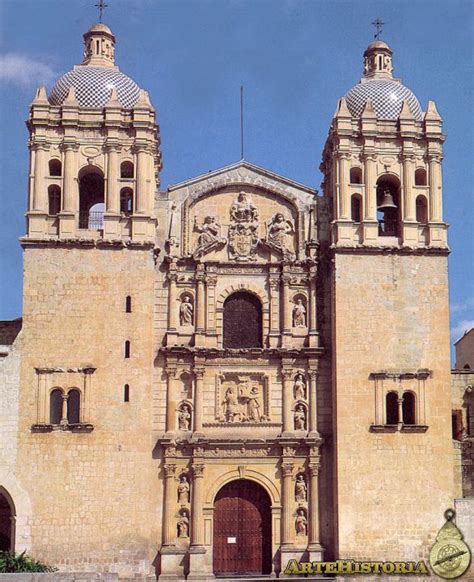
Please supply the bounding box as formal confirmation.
[240,85,244,160]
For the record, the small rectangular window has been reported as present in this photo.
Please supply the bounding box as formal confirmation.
[124,384,130,402]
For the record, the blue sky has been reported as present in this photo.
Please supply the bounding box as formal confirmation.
[0,0,473,357]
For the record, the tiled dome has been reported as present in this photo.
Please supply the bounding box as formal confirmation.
[49,66,141,109]
[345,79,423,121]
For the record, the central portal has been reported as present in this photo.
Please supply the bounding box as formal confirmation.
[213,479,272,576]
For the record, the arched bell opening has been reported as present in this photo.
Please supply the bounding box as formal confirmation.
[376,175,401,237]
[78,166,104,230]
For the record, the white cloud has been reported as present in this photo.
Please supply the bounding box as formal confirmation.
[0,54,55,88]
[451,319,474,342]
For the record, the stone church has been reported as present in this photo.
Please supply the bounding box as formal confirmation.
[0,20,472,581]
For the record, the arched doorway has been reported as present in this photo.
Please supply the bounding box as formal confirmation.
[0,488,15,551]
[213,479,272,575]
[223,292,263,348]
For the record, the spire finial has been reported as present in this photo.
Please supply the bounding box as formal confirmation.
[95,0,108,22]
[372,18,384,40]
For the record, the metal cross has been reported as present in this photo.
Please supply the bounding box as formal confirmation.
[95,0,108,22]
[372,18,384,40]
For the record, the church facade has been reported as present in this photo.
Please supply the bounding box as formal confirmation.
[0,21,469,581]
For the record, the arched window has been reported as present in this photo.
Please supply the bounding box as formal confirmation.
[223,292,262,349]
[376,177,400,237]
[50,389,63,424]
[120,161,134,179]
[49,159,62,177]
[48,185,61,215]
[402,392,416,425]
[0,488,15,552]
[78,167,104,230]
[351,194,362,223]
[415,168,427,186]
[416,195,428,224]
[386,392,399,424]
[350,167,362,184]
[125,340,131,358]
[124,384,130,402]
[67,389,80,424]
[120,188,133,215]
[125,295,132,313]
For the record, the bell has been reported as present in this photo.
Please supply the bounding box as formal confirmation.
[377,188,397,211]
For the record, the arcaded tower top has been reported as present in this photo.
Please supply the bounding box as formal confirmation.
[49,23,142,109]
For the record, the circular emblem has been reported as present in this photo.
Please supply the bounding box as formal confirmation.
[429,510,471,579]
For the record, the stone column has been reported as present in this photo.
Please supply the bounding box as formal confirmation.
[162,462,177,546]
[60,393,69,427]
[135,147,148,214]
[32,144,47,211]
[337,153,350,219]
[193,366,205,434]
[281,367,293,434]
[402,153,415,221]
[308,265,318,347]
[190,463,205,547]
[165,366,178,433]
[195,266,206,339]
[167,264,178,332]
[106,144,120,213]
[308,369,319,435]
[205,270,217,342]
[281,460,294,546]
[282,273,292,335]
[307,454,324,560]
[428,153,443,222]
[363,152,377,221]
[62,144,78,212]
[398,395,404,427]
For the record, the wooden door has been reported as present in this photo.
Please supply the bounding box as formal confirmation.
[213,479,272,575]
[223,292,263,348]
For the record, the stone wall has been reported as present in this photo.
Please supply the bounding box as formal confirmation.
[332,251,454,561]
[16,246,159,577]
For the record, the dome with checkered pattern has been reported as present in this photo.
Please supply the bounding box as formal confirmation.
[344,40,423,121]
[345,79,423,120]
[49,66,141,109]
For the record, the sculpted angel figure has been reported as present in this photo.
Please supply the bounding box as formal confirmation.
[293,373,306,400]
[294,404,306,431]
[177,475,190,504]
[292,299,307,327]
[267,213,293,249]
[295,508,307,536]
[193,215,225,258]
[295,474,307,502]
[179,296,193,326]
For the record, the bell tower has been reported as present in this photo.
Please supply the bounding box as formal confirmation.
[320,39,454,560]
[25,22,161,243]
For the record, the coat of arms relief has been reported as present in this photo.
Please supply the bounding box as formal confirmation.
[192,191,296,261]
[216,374,270,423]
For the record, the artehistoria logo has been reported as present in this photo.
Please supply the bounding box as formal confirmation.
[429,509,471,579]
[283,560,429,576]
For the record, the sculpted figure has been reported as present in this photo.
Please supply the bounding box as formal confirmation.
[293,373,306,400]
[295,474,307,502]
[267,213,293,249]
[292,299,307,327]
[230,192,259,224]
[228,192,260,261]
[177,475,190,504]
[193,216,225,258]
[294,404,306,431]
[178,404,191,431]
[247,386,261,422]
[177,510,189,538]
[179,296,193,326]
[295,508,307,536]
[224,386,241,422]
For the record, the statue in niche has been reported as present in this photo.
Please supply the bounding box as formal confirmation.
[179,296,194,326]
[193,215,225,259]
[177,475,190,504]
[293,373,306,400]
[295,508,308,536]
[177,509,189,538]
[265,213,295,260]
[228,192,260,261]
[295,475,307,502]
[294,404,306,431]
[178,404,191,431]
[292,298,307,327]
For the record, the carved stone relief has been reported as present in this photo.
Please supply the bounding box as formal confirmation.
[264,212,296,261]
[216,373,269,423]
[193,215,226,259]
[228,192,259,261]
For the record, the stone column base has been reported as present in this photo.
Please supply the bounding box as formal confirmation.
[188,545,213,580]
[307,542,325,561]
[158,546,187,581]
